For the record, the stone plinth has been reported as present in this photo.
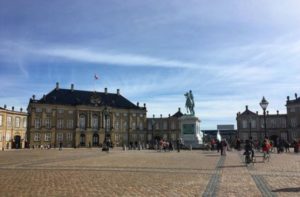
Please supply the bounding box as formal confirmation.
[179,115,203,148]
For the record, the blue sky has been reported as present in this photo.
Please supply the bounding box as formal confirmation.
[1,0,300,129]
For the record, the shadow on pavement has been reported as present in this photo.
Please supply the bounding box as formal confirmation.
[218,165,246,168]
[272,187,300,192]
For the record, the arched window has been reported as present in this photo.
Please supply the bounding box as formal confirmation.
[93,134,99,146]
[92,115,98,129]
[80,134,85,146]
[79,115,85,129]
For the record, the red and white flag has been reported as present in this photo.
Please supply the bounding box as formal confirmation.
[94,74,99,80]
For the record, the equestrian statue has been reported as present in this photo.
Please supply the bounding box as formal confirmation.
[184,90,195,116]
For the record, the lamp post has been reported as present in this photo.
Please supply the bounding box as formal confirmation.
[260,96,269,138]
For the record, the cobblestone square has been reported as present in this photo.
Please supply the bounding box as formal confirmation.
[0,149,299,196]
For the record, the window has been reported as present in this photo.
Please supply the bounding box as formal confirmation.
[242,120,247,129]
[132,134,137,141]
[123,121,128,130]
[132,113,136,117]
[155,123,159,130]
[57,119,64,129]
[34,133,40,141]
[7,116,12,127]
[171,133,176,141]
[171,122,175,130]
[57,133,63,142]
[163,134,167,140]
[58,109,64,114]
[291,118,297,128]
[115,134,120,142]
[270,119,276,128]
[163,121,167,130]
[15,117,20,128]
[92,115,98,129]
[44,118,51,129]
[66,133,72,141]
[36,108,42,113]
[290,107,295,113]
[0,115,2,126]
[123,113,128,117]
[148,122,152,130]
[46,108,52,113]
[79,115,85,129]
[44,133,51,141]
[139,134,144,141]
[6,133,10,141]
[139,122,144,130]
[123,134,128,141]
[251,120,256,129]
[67,120,73,129]
[147,134,152,141]
[23,118,27,128]
[281,118,286,128]
[68,110,73,114]
[34,118,41,129]
[132,122,136,130]
[115,120,120,130]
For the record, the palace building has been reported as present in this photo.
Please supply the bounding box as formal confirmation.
[0,105,27,150]
[27,83,147,148]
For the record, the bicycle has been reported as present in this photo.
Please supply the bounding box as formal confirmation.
[244,150,255,165]
[263,151,270,162]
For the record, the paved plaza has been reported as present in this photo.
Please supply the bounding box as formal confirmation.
[0,148,299,197]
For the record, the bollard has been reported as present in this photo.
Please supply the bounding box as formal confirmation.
[189,145,192,151]
[123,145,127,151]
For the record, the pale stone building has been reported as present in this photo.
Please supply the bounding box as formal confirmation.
[146,108,183,144]
[27,83,147,148]
[237,105,288,144]
[0,105,27,150]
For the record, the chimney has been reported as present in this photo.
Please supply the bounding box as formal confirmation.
[20,108,23,112]
[178,107,181,112]
[160,114,162,118]
[287,96,290,101]
[168,114,170,117]
[236,113,239,117]
[143,103,146,108]
[71,84,74,91]
[4,104,6,109]
[104,87,107,94]
[137,102,139,107]
[43,94,46,101]
[12,106,14,111]
[295,93,298,99]
[256,111,258,115]
[153,114,155,118]
[277,110,279,115]
[117,89,120,95]
[32,95,35,100]
[245,105,248,110]
[56,82,59,90]
[267,111,269,115]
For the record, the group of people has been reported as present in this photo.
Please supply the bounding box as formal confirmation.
[210,138,229,156]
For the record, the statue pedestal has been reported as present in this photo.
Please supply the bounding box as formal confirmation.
[179,115,203,148]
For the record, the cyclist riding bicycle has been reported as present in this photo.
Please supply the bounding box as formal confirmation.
[262,138,271,161]
[244,139,254,164]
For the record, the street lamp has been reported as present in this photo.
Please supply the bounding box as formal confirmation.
[260,96,269,138]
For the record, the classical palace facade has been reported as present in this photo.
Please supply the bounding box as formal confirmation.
[27,83,183,148]
[237,94,300,143]
[0,106,27,150]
